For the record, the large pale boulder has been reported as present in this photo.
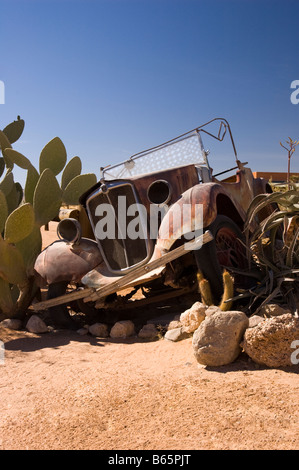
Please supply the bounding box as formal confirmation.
[242,314,299,367]
[180,302,207,333]
[192,310,249,366]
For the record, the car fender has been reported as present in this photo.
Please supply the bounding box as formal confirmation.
[34,238,103,286]
[154,182,247,253]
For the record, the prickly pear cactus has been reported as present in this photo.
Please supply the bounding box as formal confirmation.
[61,156,82,190]
[2,116,25,144]
[62,173,97,205]
[39,137,67,176]
[0,116,97,319]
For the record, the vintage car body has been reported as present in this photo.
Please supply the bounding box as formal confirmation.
[33,118,273,317]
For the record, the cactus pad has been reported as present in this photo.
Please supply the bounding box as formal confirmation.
[0,190,8,233]
[0,170,14,197]
[0,238,26,285]
[2,117,25,144]
[39,137,67,176]
[16,223,42,275]
[33,168,62,227]
[61,156,82,190]
[62,173,97,205]
[4,203,35,244]
[0,157,5,178]
[3,148,32,170]
[24,166,39,204]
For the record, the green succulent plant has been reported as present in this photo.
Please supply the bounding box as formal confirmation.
[235,190,299,316]
[0,116,97,320]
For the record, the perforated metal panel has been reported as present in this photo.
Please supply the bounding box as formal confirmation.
[103,133,207,180]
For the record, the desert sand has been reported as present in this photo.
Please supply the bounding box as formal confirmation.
[0,223,298,450]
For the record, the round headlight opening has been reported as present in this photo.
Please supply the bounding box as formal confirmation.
[57,218,82,244]
[147,180,171,206]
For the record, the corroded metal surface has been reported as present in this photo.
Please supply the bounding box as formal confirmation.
[154,167,269,252]
[34,238,103,286]
[34,118,274,307]
[154,182,244,252]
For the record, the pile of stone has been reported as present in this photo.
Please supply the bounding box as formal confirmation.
[1,302,298,369]
[174,302,299,368]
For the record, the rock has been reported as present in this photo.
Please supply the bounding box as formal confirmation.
[88,323,109,337]
[167,320,182,330]
[258,303,292,318]
[0,318,22,330]
[138,323,159,340]
[192,310,249,366]
[242,314,299,368]
[164,327,190,342]
[248,315,265,328]
[180,301,206,333]
[205,306,223,316]
[110,320,135,338]
[147,313,180,326]
[77,327,89,336]
[26,315,48,334]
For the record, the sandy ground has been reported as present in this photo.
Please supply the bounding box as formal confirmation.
[0,223,298,451]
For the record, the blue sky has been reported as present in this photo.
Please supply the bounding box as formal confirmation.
[1,0,298,185]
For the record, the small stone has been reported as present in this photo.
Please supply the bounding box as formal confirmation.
[110,320,135,338]
[248,315,265,328]
[258,303,292,318]
[167,320,182,330]
[164,327,190,342]
[88,323,109,337]
[26,315,48,334]
[180,301,206,333]
[77,327,89,336]
[138,323,159,340]
[0,318,22,330]
[205,306,222,317]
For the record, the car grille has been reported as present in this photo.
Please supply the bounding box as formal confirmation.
[86,182,150,273]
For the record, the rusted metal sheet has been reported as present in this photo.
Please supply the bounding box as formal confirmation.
[81,262,165,290]
[155,181,247,252]
[34,238,103,286]
[131,164,199,213]
[33,119,276,316]
[33,231,213,311]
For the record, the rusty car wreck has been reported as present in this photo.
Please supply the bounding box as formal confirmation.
[33,118,273,327]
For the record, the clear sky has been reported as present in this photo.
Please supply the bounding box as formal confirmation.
[1,0,298,185]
